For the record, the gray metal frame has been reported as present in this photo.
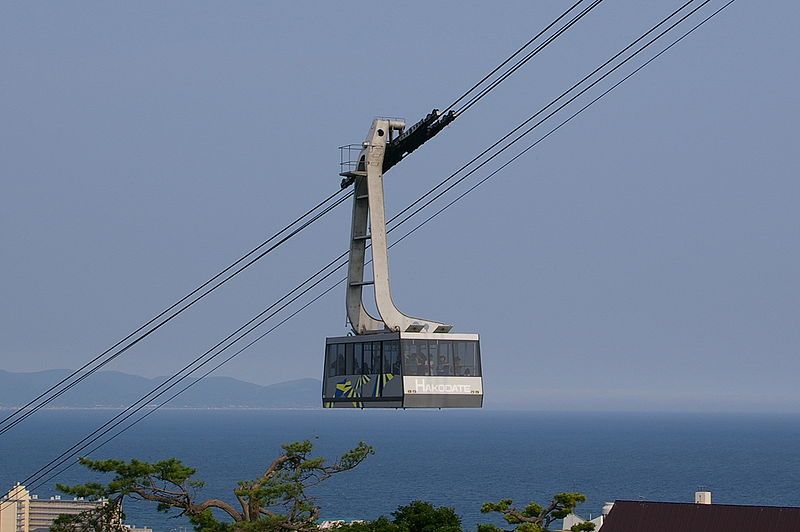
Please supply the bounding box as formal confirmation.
[343,118,452,335]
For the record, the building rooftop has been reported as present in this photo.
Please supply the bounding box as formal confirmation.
[602,500,800,532]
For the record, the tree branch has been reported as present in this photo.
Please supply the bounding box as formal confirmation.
[192,498,244,522]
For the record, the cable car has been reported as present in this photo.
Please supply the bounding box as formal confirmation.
[323,116,483,408]
[323,332,482,408]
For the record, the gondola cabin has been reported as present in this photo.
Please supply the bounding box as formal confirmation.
[326,116,485,409]
[323,332,482,408]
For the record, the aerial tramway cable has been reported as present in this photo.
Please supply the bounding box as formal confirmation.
[394,2,738,264]
[0,188,354,437]
[15,0,728,490]
[441,0,588,114]
[5,0,610,487]
[0,0,595,437]
[383,0,700,242]
[13,0,736,497]
[452,0,605,116]
[390,0,710,232]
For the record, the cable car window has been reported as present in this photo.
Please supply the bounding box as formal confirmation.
[433,340,454,376]
[371,342,382,374]
[335,344,346,376]
[383,341,400,375]
[401,341,414,374]
[345,343,355,375]
[326,344,336,377]
[427,340,438,372]
[362,342,373,374]
[354,343,363,374]
[402,340,430,376]
[419,340,432,376]
[454,341,480,376]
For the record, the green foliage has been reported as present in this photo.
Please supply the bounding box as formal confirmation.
[339,495,591,532]
[188,509,228,532]
[55,443,589,532]
[480,493,590,532]
[336,501,460,532]
[55,440,374,532]
[337,516,400,532]
[391,501,462,532]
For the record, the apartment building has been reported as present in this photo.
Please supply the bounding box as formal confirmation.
[1,483,105,532]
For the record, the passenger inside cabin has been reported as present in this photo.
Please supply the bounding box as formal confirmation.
[437,354,452,375]
[416,353,430,375]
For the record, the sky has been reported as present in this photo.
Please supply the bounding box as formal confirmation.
[1,1,797,412]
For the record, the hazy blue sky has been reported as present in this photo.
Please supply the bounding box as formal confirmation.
[2,1,797,411]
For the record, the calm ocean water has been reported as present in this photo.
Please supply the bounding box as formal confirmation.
[1,410,799,531]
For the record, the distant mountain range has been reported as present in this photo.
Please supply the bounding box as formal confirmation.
[0,369,321,409]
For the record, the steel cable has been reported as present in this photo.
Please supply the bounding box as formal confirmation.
[0,188,353,436]
[15,0,736,497]
[441,0,588,114]
[454,0,605,116]
[0,0,609,436]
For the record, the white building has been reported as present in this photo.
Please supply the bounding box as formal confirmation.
[319,520,364,529]
[0,483,152,532]
[1,484,106,532]
[561,501,614,531]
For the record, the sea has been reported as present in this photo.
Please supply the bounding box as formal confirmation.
[1,409,799,531]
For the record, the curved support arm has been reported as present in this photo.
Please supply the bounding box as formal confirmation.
[345,118,452,334]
